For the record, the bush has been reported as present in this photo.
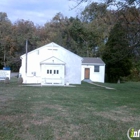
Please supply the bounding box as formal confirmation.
[4,77,10,84]
[18,77,23,84]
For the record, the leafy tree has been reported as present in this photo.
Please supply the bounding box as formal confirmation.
[102,23,132,82]
[0,12,13,67]
[43,14,89,56]
[13,19,38,53]
[81,2,107,22]
[73,0,140,50]
[80,2,117,57]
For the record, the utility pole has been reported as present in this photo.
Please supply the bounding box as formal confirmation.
[25,39,28,74]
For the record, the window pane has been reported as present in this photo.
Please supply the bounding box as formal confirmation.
[94,66,100,72]
[34,72,36,76]
[57,70,59,74]
[50,70,52,74]
[47,70,49,74]
[54,70,56,74]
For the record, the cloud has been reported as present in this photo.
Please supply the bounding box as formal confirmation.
[0,0,78,25]
[8,9,59,25]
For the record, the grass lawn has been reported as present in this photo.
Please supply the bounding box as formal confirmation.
[0,78,140,140]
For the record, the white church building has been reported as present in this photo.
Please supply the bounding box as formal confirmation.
[19,42,105,85]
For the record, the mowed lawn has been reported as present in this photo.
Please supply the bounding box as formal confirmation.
[0,78,140,140]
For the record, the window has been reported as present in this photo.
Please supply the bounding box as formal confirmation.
[47,70,59,74]
[50,70,52,74]
[47,70,49,74]
[37,50,39,55]
[54,70,56,74]
[34,72,36,76]
[94,65,100,72]
[31,72,36,76]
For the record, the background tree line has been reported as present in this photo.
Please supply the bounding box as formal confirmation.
[0,0,140,82]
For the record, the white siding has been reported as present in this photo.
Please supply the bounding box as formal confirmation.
[19,43,82,85]
[81,65,105,83]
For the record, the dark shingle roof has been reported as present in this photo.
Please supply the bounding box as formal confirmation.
[82,57,105,65]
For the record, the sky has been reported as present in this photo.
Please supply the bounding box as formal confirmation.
[0,0,87,26]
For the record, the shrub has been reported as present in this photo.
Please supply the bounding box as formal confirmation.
[18,77,23,84]
[4,77,10,84]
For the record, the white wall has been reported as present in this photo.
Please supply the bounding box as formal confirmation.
[81,65,105,83]
[19,50,42,83]
[19,43,82,84]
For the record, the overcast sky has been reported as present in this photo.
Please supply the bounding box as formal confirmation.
[0,0,86,26]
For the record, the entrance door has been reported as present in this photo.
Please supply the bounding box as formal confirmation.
[85,68,90,79]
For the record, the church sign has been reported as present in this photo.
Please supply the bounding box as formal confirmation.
[0,70,11,80]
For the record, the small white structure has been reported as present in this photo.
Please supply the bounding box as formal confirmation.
[81,57,105,83]
[0,70,11,81]
[19,42,82,85]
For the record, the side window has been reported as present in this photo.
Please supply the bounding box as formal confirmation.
[94,65,100,72]
[57,70,59,74]
[37,50,39,55]
[34,72,36,76]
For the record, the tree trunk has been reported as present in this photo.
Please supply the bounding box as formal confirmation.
[4,46,6,67]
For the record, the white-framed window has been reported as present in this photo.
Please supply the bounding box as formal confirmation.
[37,50,39,55]
[47,70,59,74]
[47,70,49,74]
[31,72,36,76]
[50,70,52,74]
[54,70,56,74]
[94,65,100,72]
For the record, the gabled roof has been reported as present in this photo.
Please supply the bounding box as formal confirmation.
[20,42,82,60]
[82,57,105,65]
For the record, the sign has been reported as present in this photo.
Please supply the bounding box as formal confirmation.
[127,128,140,140]
[0,70,11,80]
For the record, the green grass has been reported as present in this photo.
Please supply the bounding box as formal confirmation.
[0,78,140,140]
